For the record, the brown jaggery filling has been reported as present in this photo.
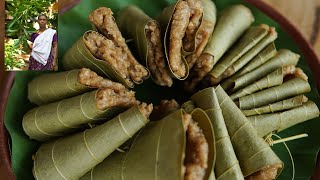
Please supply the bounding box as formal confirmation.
[246,163,283,180]
[150,99,180,120]
[145,21,173,87]
[182,113,209,180]
[186,20,215,69]
[282,65,308,81]
[78,68,126,92]
[138,102,153,118]
[89,7,148,85]
[183,0,204,52]
[184,53,214,92]
[84,31,134,87]
[96,88,136,110]
[169,1,190,78]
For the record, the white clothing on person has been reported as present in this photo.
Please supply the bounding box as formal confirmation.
[31,28,56,65]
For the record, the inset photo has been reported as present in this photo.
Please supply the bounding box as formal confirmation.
[4,0,58,71]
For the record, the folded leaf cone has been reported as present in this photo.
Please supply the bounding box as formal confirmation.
[28,69,91,105]
[23,90,125,141]
[226,49,299,92]
[242,95,308,116]
[239,77,311,110]
[202,4,254,66]
[80,108,215,180]
[181,100,196,113]
[62,31,132,87]
[215,86,283,178]
[33,105,150,180]
[221,43,277,90]
[230,67,284,100]
[248,101,320,137]
[226,27,277,77]
[201,0,217,27]
[209,25,269,79]
[157,0,206,79]
[191,88,244,180]
[117,5,172,87]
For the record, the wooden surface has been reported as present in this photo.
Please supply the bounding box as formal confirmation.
[262,0,320,57]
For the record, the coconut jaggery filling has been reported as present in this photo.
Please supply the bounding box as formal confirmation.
[84,31,134,87]
[145,21,173,87]
[183,0,204,52]
[78,68,126,92]
[246,163,283,180]
[150,99,180,120]
[186,20,215,69]
[169,0,204,78]
[96,88,136,110]
[138,102,153,118]
[184,53,214,92]
[182,113,209,180]
[89,7,148,85]
[282,65,308,82]
[169,1,190,78]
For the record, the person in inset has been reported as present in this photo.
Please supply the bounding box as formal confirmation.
[28,14,58,70]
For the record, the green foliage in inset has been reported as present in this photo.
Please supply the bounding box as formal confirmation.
[4,39,26,70]
[5,0,57,51]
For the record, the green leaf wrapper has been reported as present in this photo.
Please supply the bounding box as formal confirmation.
[62,31,133,88]
[22,90,123,141]
[228,27,277,75]
[202,4,254,66]
[242,95,308,116]
[221,43,277,90]
[215,86,283,177]
[28,69,92,105]
[201,0,217,26]
[191,88,244,180]
[239,77,311,110]
[230,67,283,100]
[116,5,168,86]
[227,49,299,92]
[181,100,196,113]
[157,0,201,79]
[80,108,215,180]
[248,101,320,137]
[33,105,150,180]
[209,25,269,79]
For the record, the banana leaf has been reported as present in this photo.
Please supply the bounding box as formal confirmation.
[227,49,300,92]
[209,25,268,79]
[33,105,150,180]
[230,67,283,100]
[191,88,244,179]
[243,95,307,116]
[202,4,254,66]
[27,69,92,105]
[215,86,283,178]
[239,77,311,110]
[62,31,134,88]
[248,101,320,137]
[80,108,215,180]
[116,5,172,87]
[22,90,124,141]
[221,42,277,90]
